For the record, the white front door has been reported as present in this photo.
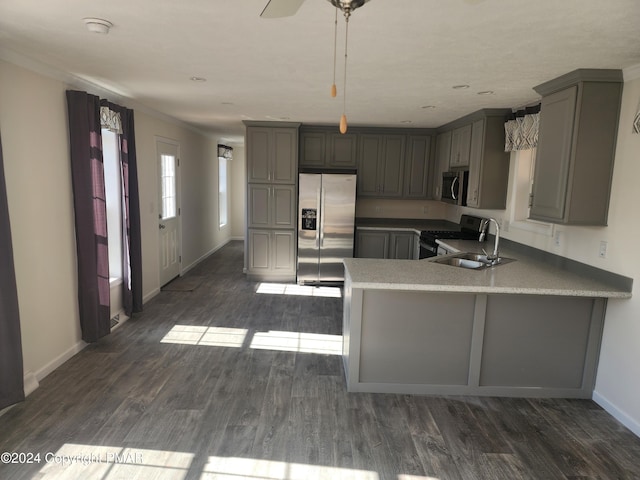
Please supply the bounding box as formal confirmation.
[157,140,181,286]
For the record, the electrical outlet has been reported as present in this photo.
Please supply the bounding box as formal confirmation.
[554,231,561,247]
[599,240,608,258]
[375,206,382,214]
[502,219,510,232]
[423,205,429,214]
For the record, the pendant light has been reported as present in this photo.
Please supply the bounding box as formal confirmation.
[329,0,370,134]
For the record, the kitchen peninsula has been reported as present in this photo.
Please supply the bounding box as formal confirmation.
[341,240,632,398]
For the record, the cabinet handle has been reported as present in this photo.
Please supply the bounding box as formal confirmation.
[451,176,458,200]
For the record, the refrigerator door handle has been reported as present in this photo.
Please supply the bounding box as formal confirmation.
[315,187,321,248]
[320,187,326,248]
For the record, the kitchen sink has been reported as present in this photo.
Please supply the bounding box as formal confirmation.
[432,252,515,270]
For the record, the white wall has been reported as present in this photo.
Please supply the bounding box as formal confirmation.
[448,69,640,436]
[0,58,240,390]
[230,145,246,240]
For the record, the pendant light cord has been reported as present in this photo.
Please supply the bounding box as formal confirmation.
[343,14,349,115]
[331,7,338,97]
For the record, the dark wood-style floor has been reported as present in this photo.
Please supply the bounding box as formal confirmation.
[1,240,640,480]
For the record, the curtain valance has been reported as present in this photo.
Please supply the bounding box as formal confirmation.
[504,104,541,152]
[100,106,123,134]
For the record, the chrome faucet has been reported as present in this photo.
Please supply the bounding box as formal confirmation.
[480,218,500,262]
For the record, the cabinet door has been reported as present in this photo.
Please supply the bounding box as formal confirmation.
[272,230,296,273]
[466,119,485,208]
[272,128,297,184]
[248,229,271,271]
[433,131,452,199]
[450,124,472,167]
[530,86,577,221]
[356,231,389,258]
[272,185,296,228]
[358,135,383,196]
[404,135,431,198]
[299,131,326,167]
[380,135,405,197]
[389,232,415,259]
[248,184,271,227]
[328,133,358,168]
[246,127,271,183]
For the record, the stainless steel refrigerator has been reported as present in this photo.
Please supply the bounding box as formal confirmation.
[297,173,357,284]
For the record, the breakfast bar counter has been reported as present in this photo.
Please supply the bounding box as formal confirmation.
[341,242,632,398]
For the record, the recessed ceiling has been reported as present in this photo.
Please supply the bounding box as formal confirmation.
[1,0,639,144]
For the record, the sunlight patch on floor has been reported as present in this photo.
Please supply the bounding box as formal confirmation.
[250,330,343,355]
[161,325,248,347]
[256,282,342,298]
[201,455,379,480]
[37,443,193,479]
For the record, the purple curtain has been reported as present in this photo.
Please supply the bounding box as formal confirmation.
[100,100,143,315]
[0,132,26,409]
[66,91,111,342]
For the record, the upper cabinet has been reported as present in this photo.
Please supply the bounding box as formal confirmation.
[299,127,357,169]
[449,124,472,168]
[432,131,452,200]
[437,109,511,209]
[466,113,511,209]
[247,126,298,184]
[300,126,435,200]
[358,134,406,197]
[529,69,623,225]
[403,135,432,198]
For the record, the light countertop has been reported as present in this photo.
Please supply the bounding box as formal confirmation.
[343,239,632,299]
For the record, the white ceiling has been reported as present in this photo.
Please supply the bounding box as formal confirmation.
[1,0,639,145]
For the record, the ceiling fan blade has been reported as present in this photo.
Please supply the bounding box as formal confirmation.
[260,0,306,18]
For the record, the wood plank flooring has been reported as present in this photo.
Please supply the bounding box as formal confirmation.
[1,240,640,479]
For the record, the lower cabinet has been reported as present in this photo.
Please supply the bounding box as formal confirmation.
[356,229,417,259]
[247,229,296,280]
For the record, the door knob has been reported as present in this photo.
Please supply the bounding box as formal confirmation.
[159,224,166,229]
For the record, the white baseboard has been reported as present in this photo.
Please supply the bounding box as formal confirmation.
[23,371,39,396]
[35,340,87,382]
[181,238,236,275]
[143,287,161,304]
[592,390,640,438]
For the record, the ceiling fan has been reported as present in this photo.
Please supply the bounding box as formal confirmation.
[260,0,371,134]
[260,0,369,19]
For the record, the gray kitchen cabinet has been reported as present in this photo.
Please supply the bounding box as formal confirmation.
[357,134,405,197]
[389,231,416,260]
[299,130,326,167]
[449,124,472,168]
[247,229,296,277]
[355,230,389,259]
[403,135,432,198]
[530,69,623,225]
[433,130,452,200]
[356,229,417,259]
[244,122,300,281]
[466,113,511,209]
[248,184,296,229]
[247,126,297,184]
[299,128,357,168]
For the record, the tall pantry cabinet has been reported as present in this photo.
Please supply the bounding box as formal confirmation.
[244,122,300,281]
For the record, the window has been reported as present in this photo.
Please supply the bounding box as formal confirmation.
[219,156,228,228]
[160,154,177,220]
[508,148,553,236]
[101,129,123,281]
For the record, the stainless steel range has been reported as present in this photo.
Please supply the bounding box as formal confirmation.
[419,214,487,258]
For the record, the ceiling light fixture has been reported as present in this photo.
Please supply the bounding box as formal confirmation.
[452,84,470,90]
[190,76,207,82]
[83,18,113,34]
[329,0,370,134]
[421,105,436,109]
[477,90,495,95]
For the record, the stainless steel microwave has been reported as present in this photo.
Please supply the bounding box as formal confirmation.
[441,171,468,206]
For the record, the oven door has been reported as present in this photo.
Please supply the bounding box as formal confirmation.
[419,239,438,258]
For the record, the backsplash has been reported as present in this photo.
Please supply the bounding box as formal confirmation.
[355,198,447,219]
